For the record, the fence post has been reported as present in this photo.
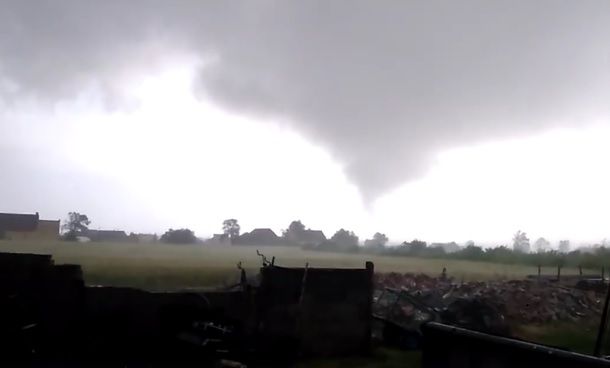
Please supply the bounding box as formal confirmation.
[537,264,541,280]
[594,279,610,356]
[579,265,583,278]
[365,261,374,352]
[557,264,561,282]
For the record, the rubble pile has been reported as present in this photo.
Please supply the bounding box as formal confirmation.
[375,272,603,324]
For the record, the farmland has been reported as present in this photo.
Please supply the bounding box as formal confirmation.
[0,240,589,291]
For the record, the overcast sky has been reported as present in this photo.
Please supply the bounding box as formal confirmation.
[2,1,610,245]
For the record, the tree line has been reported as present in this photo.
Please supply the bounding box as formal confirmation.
[357,239,610,270]
[60,212,610,269]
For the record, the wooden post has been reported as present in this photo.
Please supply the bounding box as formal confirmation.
[603,266,605,281]
[537,265,541,280]
[557,264,561,282]
[240,268,247,290]
[579,265,583,278]
[299,262,309,305]
[296,262,309,356]
[365,261,374,352]
[594,279,610,356]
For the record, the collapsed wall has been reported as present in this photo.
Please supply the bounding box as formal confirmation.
[0,251,374,365]
[257,262,374,357]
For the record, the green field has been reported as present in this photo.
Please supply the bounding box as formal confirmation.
[0,240,589,290]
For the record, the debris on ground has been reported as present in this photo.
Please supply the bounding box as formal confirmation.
[375,272,603,325]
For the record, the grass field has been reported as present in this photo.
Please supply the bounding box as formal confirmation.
[0,240,590,290]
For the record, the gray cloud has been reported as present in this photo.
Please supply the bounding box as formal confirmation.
[2,1,610,199]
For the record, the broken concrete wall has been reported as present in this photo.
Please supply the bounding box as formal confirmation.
[84,287,254,362]
[257,262,374,357]
[0,252,86,361]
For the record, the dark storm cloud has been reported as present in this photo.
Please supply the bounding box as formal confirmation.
[2,1,610,199]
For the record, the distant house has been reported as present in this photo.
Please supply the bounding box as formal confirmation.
[364,239,382,247]
[235,228,281,246]
[135,233,158,243]
[204,233,231,246]
[298,230,327,245]
[0,212,60,241]
[284,228,327,246]
[430,242,461,253]
[85,229,129,242]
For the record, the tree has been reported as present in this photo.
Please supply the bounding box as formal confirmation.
[364,233,388,248]
[405,239,427,255]
[330,229,359,248]
[222,219,240,240]
[365,232,388,247]
[283,220,306,242]
[128,232,138,242]
[512,230,530,253]
[559,240,570,253]
[397,239,428,256]
[534,237,550,253]
[373,232,389,246]
[484,246,515,263]
[160,228,197,244]
[287,220,305,234]
[460,245,484,260]
[62,212,91,241]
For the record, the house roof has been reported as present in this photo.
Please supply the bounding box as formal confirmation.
[299,229,327,243]
[250,228,278,237]
[236,228,280,245]
[0,212,39,232]
[39,219,60,224]
[85,230,128,240]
